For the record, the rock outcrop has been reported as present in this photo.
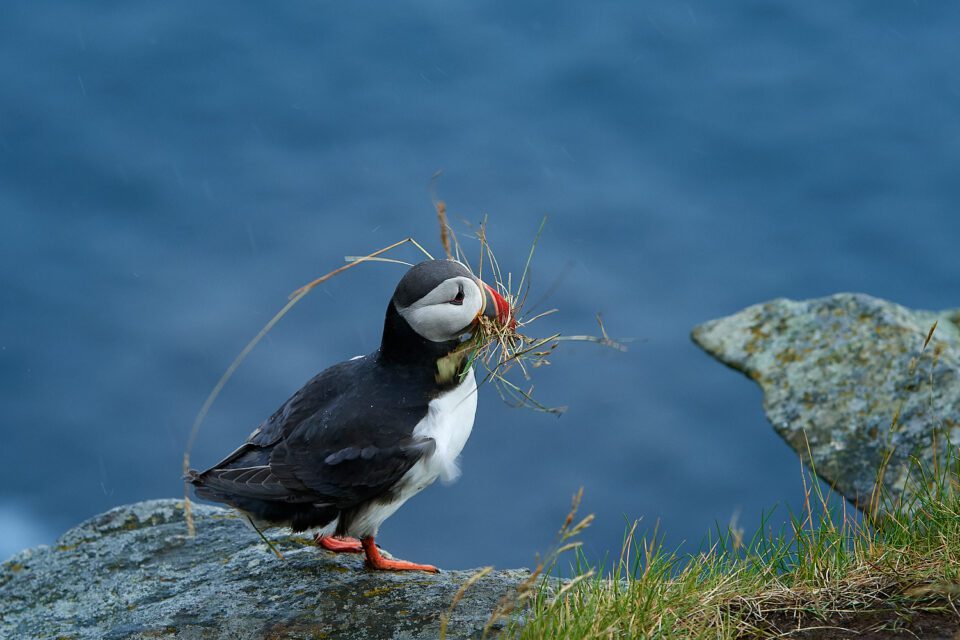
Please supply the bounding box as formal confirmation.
[0,500,528,639]
[692,293,960,511]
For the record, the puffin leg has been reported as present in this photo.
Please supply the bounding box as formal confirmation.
[362,536,439,573]
[315,535,364,553]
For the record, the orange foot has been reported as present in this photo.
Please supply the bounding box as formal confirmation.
[316,535,364,553]
[362,536,438,573]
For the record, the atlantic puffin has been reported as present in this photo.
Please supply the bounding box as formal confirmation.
[188,259,512,572]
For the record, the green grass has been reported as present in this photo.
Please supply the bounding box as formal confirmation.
[478,454,960,639]
[450,320,959,639]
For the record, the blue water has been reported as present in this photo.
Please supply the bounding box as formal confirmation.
[2,1,959,569]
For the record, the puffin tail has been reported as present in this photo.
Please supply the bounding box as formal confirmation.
[184,468,231,504]
[184,468,232,505]
[183,467,339,532]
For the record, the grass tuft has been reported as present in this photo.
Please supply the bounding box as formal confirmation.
[496,453,960,638]
[483,488,596,637]
[485,320,960,639]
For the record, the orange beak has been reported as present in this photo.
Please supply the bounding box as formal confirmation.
[480,281,515,328]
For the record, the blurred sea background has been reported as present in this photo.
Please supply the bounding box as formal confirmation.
[2,1,959,568]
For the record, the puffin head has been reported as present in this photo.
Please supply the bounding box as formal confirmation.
[391,259,512,343]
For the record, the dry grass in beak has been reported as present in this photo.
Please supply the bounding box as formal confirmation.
[435,213,628,415]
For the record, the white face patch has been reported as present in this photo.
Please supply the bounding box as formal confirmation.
[396,276,484,342]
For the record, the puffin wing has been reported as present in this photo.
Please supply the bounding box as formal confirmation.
[247,359,360,448]
[192,354,435,510]
[269,434,435,508]
[193,424,433,508]
[189,358,364,503]
[265,365,438,510]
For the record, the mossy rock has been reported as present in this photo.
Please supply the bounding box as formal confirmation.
[0,500,528,639]
[693,293,960,512]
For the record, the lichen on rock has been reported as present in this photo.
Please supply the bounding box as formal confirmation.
[0,499,529,639]
[692,293,960,511]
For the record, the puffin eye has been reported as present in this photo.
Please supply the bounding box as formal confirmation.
[450,284,465,305]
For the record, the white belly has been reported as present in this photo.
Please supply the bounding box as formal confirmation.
[346,368,478,537]
[412,367,478,483]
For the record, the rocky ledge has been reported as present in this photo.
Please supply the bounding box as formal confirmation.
[0,499,528,639]
[693,293,960,512]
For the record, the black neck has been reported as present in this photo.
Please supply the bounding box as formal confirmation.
[379,302,459,368]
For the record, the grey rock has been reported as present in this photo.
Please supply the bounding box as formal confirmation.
[692,293,960,511]
[0,499,529,639]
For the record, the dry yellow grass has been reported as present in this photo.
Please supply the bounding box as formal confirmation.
[481,454,960,639]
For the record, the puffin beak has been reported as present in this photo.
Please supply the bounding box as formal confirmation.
[479,280,515,328]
